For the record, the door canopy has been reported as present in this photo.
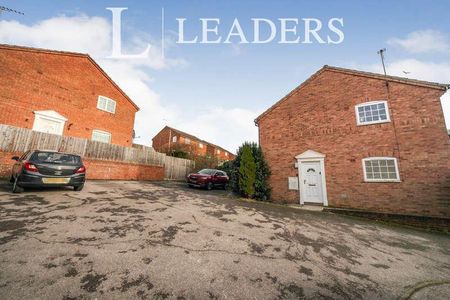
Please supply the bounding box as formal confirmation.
[295,150,325,160]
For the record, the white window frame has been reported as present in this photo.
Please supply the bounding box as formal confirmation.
[199,143,204,148]
[225,152,228,156]
[172,136,177,143]
[97,96,117,114]
[355,100,390,126]
[184,138,191,144]
[362,157,400,182]
[217,149,221,154]
[92,129,112,144]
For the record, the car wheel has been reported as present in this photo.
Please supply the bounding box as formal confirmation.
[206,182,213,190]
[12,176,23,193]
[9,175,14,183]
[223,183,229,190]
[74,184,84,191]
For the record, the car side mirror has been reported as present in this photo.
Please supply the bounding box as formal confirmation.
[11,156,19,161]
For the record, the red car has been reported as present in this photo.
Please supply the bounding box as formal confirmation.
[187,169,229,190]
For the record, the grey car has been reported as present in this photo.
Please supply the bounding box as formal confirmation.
[10,150,86,193]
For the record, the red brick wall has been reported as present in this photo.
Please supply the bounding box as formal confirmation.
[152,127,235,161]
[258,70,450,217]
[0,47,138,147]
[0,151,22,179]
[152,127,172,153]
[83,160,164,180]
[0,151,164,181]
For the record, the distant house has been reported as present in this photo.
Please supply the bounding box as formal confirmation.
[255,65,450,218]
[152,126,235,161]
[0,44,139,147]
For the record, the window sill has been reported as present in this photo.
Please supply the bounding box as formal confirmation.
[356,120,391,126]
[97,108,116,114]
[363,180,401,183]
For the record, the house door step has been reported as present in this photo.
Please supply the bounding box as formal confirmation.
[288,204,324,212]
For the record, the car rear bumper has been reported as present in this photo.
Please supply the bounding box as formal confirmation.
[17,173,85,187]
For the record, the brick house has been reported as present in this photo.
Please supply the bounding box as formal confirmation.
[255,65,450,218]
[0,44,139,147]
[152,126,235,161]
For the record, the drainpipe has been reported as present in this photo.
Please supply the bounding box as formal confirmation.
[168,128,172,154]
[254,119,260,146]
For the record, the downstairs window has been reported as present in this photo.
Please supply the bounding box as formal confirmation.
[362,157,400,182]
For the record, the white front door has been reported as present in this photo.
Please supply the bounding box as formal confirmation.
[300,161,323,203]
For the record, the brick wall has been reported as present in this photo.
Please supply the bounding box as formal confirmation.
[152,127,172,153]
[258,69,450,218]
[0,151,164,181]
[0,46,138,147]
[152,127,235,161]
[83,159,164,181]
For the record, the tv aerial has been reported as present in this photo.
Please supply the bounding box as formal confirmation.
[0,6,25,16]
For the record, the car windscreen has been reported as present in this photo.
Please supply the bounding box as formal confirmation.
[198,169,215,175]
[30,152,81,165]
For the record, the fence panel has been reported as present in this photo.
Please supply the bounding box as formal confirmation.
[0,124,194,180]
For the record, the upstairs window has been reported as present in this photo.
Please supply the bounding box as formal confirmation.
[97,96,116,114]
[92,130,112,143]
[355,101,390,126]
[172,136,177,143]
[225,152,228,157]
[362,157,400,182]
[217,149,221,154]
[185,138,191,144]
[199,143,204,148]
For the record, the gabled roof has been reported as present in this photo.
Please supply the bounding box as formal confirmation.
[255,65,449,124]
[153,126,235,155]
[0,44,140,111]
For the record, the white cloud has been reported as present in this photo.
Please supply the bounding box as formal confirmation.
[387,30,450,53]
[0,16,111,56]
[371,59,450,82]
[0,15,257,150]
[176,107,261,153]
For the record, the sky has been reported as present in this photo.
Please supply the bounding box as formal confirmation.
[1,0,449,153]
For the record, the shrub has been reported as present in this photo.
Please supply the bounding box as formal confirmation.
[192,154,219,172]
[225,142,271,200]
[238,145,256,197]
[252,144,271,201]
[171,150,189,159]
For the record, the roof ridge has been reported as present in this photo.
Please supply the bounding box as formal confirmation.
[255,65,449,123]
[0,43,140,111]
[323,65,449,90]
[159,126,235,154]
[0,43,88,57]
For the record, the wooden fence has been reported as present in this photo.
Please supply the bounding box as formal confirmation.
[0,124,194,180]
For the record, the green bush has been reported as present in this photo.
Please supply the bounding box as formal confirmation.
[192,154,220,172]
[171,150,189,159]
[238,145,256,197]
[222,142,271,201]
[252,144,271,201]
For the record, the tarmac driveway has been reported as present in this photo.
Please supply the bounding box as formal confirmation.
[0,180,449,299]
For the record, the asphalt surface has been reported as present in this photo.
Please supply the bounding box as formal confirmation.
[0,180,449,299]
